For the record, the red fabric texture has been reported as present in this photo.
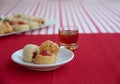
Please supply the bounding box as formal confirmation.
[0,34,120,84]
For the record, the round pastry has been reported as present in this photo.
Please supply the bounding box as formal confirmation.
[14,24,30,31]
[3,22,13,33]
[28,21,39,29]
[13,14,36,21]
[39,40,59,56]
[22,15,36,21]
[13,18,23,22]
[4,16,13,21]
[34,50,57,64]
[34,18,45,26]
[22,44,39,63]
[0,26,5,34]
[0,22,5,34]
[13,14,22,18]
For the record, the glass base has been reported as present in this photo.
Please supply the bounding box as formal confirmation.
[60,44,78,50]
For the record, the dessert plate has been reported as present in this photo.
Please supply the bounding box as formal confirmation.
[0,19,55,37]
[11,48,74,71]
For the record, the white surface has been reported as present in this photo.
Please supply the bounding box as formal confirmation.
[11,48,74,71]
[1,0,120,34]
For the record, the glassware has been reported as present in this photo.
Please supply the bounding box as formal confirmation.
[59,26,79,50]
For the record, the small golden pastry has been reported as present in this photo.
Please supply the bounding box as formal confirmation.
[13,14,22,18]
[3,21,13,33]
[13,18,28,23]
[22,40,59,64]
[0,26,5,34]
[14,21,30,31]
[39,40,59,56]
[0,22,5,34]
[34,50,57,64]
[34,18,45,26]
[14,24,29,31]
[13,18,22,22]
[28,21,39,29]
[0,22,2,25]
[22,44,39,63]
[22,15,36,21]
[4,16,13,21]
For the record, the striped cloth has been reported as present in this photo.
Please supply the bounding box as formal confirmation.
[0,0,120,34]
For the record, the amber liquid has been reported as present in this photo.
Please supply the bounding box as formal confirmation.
[59,30,78,50]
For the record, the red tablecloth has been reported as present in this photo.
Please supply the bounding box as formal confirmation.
[0,34,120,84]
[0,0,120,84]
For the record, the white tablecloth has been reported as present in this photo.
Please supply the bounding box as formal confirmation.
[0,0,120,34]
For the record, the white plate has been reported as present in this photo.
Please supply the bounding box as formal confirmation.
[0,19,55,37]
[11,48,74,71]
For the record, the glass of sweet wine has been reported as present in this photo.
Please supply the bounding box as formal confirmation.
[59,26,79,50]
